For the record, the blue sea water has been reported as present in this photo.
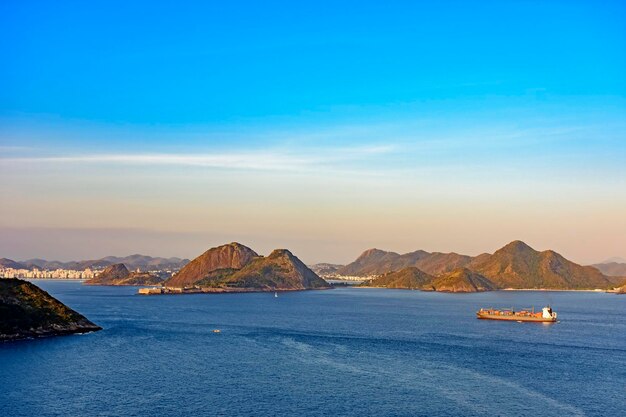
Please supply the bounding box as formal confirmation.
[1,281,625,417]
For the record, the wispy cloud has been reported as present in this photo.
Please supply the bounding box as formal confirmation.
[0,145,396,172]
[0,145,35,152]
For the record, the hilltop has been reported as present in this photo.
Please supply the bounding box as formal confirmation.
[84,263,163,286]
[165,243,259,288]
[468,240,611,289]
[164,243,330,292]
[0,279,101,341]
[198,249,330,290]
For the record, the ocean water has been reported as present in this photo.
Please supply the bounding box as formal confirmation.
[1,281,624,417]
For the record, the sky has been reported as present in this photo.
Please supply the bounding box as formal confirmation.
[1,0,625,265]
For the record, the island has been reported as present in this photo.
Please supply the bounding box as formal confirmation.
[139,242,330,294]
[0,278,101,341]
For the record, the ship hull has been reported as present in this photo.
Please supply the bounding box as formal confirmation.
[476,313,556,323]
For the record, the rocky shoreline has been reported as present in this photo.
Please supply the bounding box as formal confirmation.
[1,322,102,342]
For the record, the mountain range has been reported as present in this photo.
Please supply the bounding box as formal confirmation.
[591,262,626,277]
[3,240,623,292]
[0,255,190,271]
[338,249,472,276]
[164,243,330,291]
[343,240,615,290]
[0,258,27,270]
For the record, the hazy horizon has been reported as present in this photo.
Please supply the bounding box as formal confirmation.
[0,229,621,267]
[1,1,625,265]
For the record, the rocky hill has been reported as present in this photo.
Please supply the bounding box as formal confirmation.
[468,240,612,290]
[208,249,330,290]
[0,278,101,341]
[165,243,330,291]
[165,243,259,288]
[84,263,163,286]
[361,267,434,289]
[338,249,471,276]
[428,268,496,292]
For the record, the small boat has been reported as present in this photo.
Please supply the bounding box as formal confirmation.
[212,329,221,333]
[274,292,278,298]
[477,306,557,323]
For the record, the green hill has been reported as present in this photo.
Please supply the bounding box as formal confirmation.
[361,267,433,289]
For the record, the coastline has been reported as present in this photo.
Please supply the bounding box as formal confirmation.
[137,286,333,295]
[26,278,85,282]
[351,286,612,293]
[1,326,102,343]
[501,288,608,292]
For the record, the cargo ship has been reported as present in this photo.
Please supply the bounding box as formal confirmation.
[476,306,557,323]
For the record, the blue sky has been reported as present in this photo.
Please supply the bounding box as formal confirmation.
[0,0,625,263]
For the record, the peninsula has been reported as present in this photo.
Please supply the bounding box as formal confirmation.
[0,278,101,341]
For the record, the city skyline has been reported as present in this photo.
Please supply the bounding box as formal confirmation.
[1,1,625,264]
